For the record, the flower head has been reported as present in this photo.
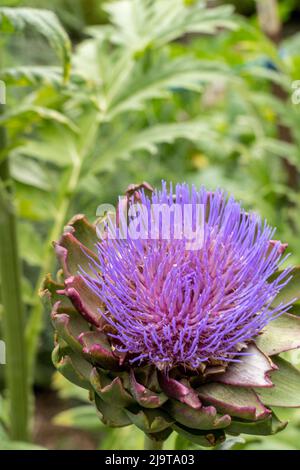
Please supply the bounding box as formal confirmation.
[44,182,300,447]
[83,182,290,370]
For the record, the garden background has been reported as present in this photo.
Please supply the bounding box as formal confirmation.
[1,0,300,450]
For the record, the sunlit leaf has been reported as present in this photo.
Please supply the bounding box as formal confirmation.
[0,7,71,80]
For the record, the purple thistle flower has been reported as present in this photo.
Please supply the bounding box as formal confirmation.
[81,182,291,371]
[46,182,300,446]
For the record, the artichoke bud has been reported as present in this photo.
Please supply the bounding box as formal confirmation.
[42,183,300,446]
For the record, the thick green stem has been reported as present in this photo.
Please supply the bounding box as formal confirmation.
[0,122,29,440]
[144,436,164,450]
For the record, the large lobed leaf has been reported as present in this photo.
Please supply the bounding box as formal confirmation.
[255,357,300,408]
[90,120,219,173]
[104,56,231,119]
[104,0,236,54]
[0,7,71,80]
[0,66,64,88]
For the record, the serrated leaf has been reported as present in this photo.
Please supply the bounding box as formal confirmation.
[0,7,71,80]
[94,394,131,427]
[16,126,76,168]
[255,357,300,408]
[11,155,52,191]
[0,105,77,131]
[91,368,134,408]
[167,399,231,430]
[52,345,92,390]
[51,305,89,354]
[125,408,173,434]
[105,56,229,119]
[130,370,168,408]
[1,66,63,87]
[104,0,235,53]
[91,120,217,173]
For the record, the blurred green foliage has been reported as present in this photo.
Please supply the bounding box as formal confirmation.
[1,0,300,450]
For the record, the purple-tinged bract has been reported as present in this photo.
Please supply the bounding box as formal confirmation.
[82,183,291,370]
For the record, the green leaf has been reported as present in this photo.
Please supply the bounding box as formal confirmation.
[198,382,270,420]
[1,66,64,87]
[166,399,231,430]
[104,0,236,54]
[172,423,225,447]
[94,394,131,427]
[17,111,96,170]
[91,368,135,408]
[52,346,92,390]
[271,267,300,307]
[18,221,44,267]
[15,185,56,222]
[256,313,300,356]
[54,230,98,277]
[0,7,71,80]
[53,405,103,432]
[64,214,97,253]
[0,105,77,131]
[255,357,300,408]
[125,408,173,434]
[16,126,76,168]
[129,370,168,408]
[11,155,52,191]
[105,56,230,119]
[51,307,88,354]
[91,120,217,173]
[214,436,245,450]
[227,413,287,436]
[79,331,121,370]
[62,275,104,327]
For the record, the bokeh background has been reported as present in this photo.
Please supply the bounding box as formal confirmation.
[1,0,300,450]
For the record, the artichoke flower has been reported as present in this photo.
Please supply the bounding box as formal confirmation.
[42,182,300,448]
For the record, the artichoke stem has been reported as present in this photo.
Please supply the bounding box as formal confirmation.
[144,436,164,450]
